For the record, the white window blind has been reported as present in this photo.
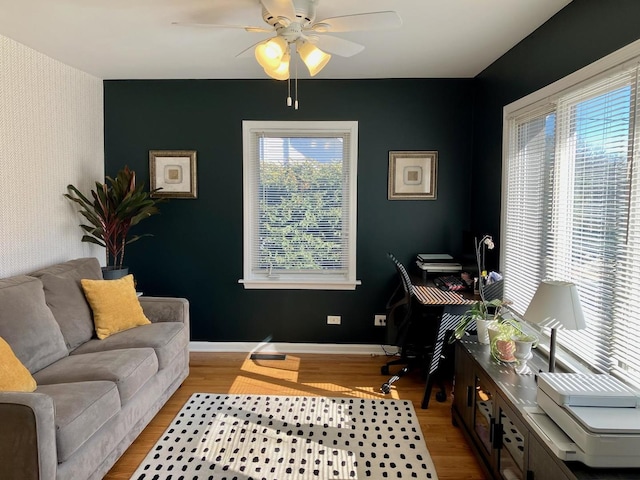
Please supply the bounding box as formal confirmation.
[241,121,359,290]
[503,48,640,388]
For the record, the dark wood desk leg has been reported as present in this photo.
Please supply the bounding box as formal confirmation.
[421,375,434,409]
[420,350,436,409]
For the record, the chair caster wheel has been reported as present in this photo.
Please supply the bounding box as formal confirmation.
[435,391,447,402]
[381,383,391,394]
[381,366,390,375]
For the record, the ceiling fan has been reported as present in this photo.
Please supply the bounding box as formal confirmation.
[174,0,402,107]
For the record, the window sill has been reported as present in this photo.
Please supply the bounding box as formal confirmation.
[238,279,362,290]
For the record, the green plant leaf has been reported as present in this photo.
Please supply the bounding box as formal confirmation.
[64,166,163,267]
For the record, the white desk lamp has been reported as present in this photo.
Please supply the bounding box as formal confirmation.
[525,280,586,372]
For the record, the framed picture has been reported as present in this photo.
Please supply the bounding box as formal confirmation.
[388,150,438,200]
[149,150,197,199]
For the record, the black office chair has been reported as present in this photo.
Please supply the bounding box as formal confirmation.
[381,253,440,395]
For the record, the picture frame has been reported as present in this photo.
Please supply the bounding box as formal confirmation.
[388,150,438,200]
[149,150,197,199]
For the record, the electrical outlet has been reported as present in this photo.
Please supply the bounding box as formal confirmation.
[374,314,387,326]
[327,315,341,325]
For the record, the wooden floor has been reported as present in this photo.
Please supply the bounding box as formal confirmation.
[104,352,485,480]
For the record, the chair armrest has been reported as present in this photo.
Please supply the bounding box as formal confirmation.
[140,296,190,327]
[0,392,57,480]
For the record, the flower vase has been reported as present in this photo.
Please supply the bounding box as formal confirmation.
[475,318,493,344]
[512,335,537,375]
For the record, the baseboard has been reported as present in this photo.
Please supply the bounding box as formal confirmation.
[189,341,394,356]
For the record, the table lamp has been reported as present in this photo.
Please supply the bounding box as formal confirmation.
[524,280,586,372]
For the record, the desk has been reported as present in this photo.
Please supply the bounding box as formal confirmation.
[414,285,475,305]
[413,285,475,408]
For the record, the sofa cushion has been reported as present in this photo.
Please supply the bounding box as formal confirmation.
[35,381,120,462]
[29,258,103,350]
[72,322,187,369]
[29,257,103,282]
[0,337,37,392]
[0,276,68,373]
[81,275,151,339]
[39,274,96,351]
[33,348,158,404]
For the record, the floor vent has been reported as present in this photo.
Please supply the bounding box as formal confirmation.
[249,353,287,361]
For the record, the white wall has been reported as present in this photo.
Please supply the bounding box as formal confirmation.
[0,34,104,277]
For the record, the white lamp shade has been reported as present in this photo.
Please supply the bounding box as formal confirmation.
[255,36,288,70]
[297,41,331,76]
[525,280,586,330]
[264,51,290,80]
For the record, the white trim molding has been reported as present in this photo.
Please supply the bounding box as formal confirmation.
[189,341,392,356]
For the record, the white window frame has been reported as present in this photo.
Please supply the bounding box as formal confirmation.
[240,120,360,290]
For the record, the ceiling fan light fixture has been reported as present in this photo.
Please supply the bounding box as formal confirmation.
[255,36,288,69]
[297,41,331,76]
[264,51,291,80]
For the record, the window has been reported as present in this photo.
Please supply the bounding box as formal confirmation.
[503,40,640,388]
[241,121,360,290]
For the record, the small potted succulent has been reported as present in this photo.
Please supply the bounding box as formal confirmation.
[65,166,162,278]
[487,317,525,363]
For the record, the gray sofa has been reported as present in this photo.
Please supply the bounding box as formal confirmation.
[0,258,189,480]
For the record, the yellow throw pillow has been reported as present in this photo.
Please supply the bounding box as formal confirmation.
[0,337,37,392]
[81,274,150,339]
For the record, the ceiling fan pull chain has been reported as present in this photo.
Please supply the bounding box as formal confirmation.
[294,55,299,110]
[287,75,292,107]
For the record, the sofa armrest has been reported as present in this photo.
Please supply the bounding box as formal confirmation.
[0,392,57,480]
[140,296,190,327]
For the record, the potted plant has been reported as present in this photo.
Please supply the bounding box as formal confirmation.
[450,298,506,345]
[487,317,524,363]
[65,166,162,279]
[449,234,504,344]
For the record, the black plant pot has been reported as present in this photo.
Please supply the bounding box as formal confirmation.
[101,266,129,280]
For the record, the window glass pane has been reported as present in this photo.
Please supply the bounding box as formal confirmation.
[554,85,632,372]
[503,110,556,315]
[257,136,346,272]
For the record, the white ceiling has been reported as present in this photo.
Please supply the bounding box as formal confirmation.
[0,0,572,80]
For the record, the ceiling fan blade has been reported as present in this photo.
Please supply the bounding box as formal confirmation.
[171,22,273,33]
[311,11,402,33]
[313,35,364,58]
[260,0,296,22]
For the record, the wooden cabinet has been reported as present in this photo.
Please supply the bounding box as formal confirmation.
[495,399,527,479]
[528,434,571,480]
[452,343,474,427]
[452,340,640,480]
[452,341,530,479]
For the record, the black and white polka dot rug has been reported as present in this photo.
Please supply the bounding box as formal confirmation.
[131,393,438,480]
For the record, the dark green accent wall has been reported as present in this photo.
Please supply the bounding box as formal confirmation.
[105,0,640,344]
[104,79,475,342]
[471,0,640,243]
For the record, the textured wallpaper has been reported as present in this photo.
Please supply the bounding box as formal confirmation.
[0,34,104,277]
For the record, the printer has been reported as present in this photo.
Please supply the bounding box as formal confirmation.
[524,372,640,468]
